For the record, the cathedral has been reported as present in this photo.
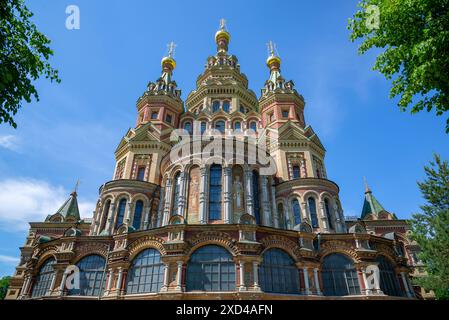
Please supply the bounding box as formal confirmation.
[5,21,423,300]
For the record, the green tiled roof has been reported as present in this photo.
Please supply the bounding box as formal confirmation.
[54,192,80,220]
[361,191,386,219]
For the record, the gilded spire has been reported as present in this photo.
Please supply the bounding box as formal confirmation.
[364,177,372,193]
[266,40,281,69]
[215,18,230,52]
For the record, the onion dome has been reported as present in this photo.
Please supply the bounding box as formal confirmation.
[161,41,177,71]
[215,18,230,52]
[266,40,281,69]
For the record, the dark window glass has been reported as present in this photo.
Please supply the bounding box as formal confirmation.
[292,199,301,225]
[282,110,289,118]
[252,170,261,224]
[259,249,299,294]
[201,121,207,134]
[234,121,241,131]
[215,120,225,133]
[151,112,158,120]
[212,101,220,113]
[240,106,245,113]
[99,200,110,233]
[133,200,144,230]
[223,101,230,113]
[137,167,146,181]
[377,255,403,296]
[308,197,319,228]
[166,114,172,124]
[324,199,334,230]
[322,254,360,296]
[31,258,56,298]
[249,121,257,131]
[292,165,300,179]
[209,165,222,220]
[67,255,106,296]
[116,199,127,228]
[172,172,181,215]
[277,203,285,229]
[186,245,235,292]
[184,121,192,134]
[126,249,163,294]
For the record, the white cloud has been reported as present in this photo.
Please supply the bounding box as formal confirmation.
[0,178,96,232]
[0,135,20,151]
[0,254,20,265]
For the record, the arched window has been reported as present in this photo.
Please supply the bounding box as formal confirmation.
[291,199,302,225]
[215,120,225,133]
[184,121,192,134]
[133,200,144,230]
[200,121,207,134]
[115,199,127,228]
[292,165,300,179]
[186,245,235,291]
[99,200,110,233]
[234,121,241,131]
[277,203,285,229]
[376,255,403,296]
[321,254,360,296]
[324,199,334,230]
[212,101,220,113]
[259,249,299,294]
[209,165,222,220]
[252,170,261,224]
[172,172,181,215]
[67,255,106,296]
[222,101,230,112]
[307,197,319,228]
[31,258,56,298]
[249,121,257,132]
[126,249,164,294]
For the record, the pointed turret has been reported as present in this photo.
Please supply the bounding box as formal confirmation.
[46,188,80,223]
[361,179,396,220]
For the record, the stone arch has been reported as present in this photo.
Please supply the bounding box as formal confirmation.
[115,192,131,203]
[127,236,166,261]
[302,190,320,201]
[319,240,360,263]
[319,191,334,202]
[73,243,109,264]
[130,193,151,206]
[32,246,58,272]
[186,231,239,257]
[375,243,400,264]
[259,235,301,262]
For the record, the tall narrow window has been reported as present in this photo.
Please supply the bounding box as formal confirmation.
[99,200,110,234]
[259,249,299,294]
[252,170,261,224]
[67,255,106,296]
[376,255,403,296]
[200,121,207,135]
[291,199,301,225]
[249,121,257,132]
[322,254,360,296]
[126,249,164,294]
[116,199,127,228]
[165,114,172,124]
[172,172,181,215]
[151,111,158,119]
[324,199,334,230]
[184,121,192,134]
[292,165,300,179]
[234,121,241,131]
[282,109,289,118]
[136,166,146,181]
[209,165,222,221]
[222,101,230,112]
[215,120,225,133]
[277,203,285,229]
[133,200,144,230]
[212,101,220,113]
[31,258,56,298]
[239,105,246,113]
[308,197,319,228]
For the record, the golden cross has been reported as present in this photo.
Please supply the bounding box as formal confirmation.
[267,40,276,57]
[219,18,226,30]
[167,41,176,58]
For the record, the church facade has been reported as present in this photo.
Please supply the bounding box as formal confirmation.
[6,21,419,300]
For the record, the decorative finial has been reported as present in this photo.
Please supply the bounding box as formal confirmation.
[267,40,276,57]
[363,177,371,193]
[266,40,281,68]
[219,18,226,31]
[167,41,177,59]
[72,179,80,196]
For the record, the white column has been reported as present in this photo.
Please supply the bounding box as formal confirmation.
[143,205,150,229]
[177,172,188,217]
[239,262,246,291]
[161,264,170,292]
[244,169,254,216]
[116,267,123,296]
[223,167,232,224]
[270,182,278,228]
[20,275,31,299]
[301,201,308,223]
[162,178,173,226]
[401,272,413,298]
[362,268,371,295]
[125,201,133,225]
[253,261,260,290]
[199,166,208,224]
[261,176,271,226]
[47,273,57,295]
[157,188,165,227]
[105,269,114,295]
[303,267,310,295]
[313,268,322,295]
[319,201,329,232]
[59,271,68,296]
[175,261,183,291]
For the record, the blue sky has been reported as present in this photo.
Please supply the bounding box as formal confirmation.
[0,0,448,277]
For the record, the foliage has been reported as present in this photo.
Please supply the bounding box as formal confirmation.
[0,276,11,300]
[348,0,449,132]
[0,0,60,128]
[410,154,449,300]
